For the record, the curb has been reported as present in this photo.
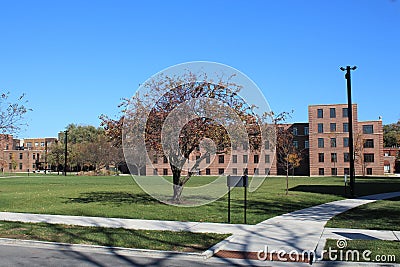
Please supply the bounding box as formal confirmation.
[0,238,206,259]
[202,235,236,259]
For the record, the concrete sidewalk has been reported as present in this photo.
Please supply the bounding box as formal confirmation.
[213,191,400,262]
[0,212,252,235]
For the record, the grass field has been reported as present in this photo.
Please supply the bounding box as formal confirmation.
[1,174,400,224]
[326,196,400,231]
[0,220,229,252]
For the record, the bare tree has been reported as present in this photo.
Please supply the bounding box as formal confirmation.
[0,92,30,134]
[274,112,302,195]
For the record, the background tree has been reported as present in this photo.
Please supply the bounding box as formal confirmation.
[274,112,302,195]
[0,92,30,134]
[383,120,400,147]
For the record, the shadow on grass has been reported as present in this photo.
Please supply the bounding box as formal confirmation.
[64,191,161,205]
[290,179,400,197]
[0,221,230,266]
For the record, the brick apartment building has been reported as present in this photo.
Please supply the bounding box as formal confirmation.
[1,135,57,173]
[146,103,385,176]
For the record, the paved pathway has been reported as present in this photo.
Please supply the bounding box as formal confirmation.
[213,191,400,261]
[1,191,399,263]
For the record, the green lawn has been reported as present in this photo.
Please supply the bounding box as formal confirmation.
[0,220,229,252]
[326,196,400,231]
[324,239,399,263]
[1,174,400,224]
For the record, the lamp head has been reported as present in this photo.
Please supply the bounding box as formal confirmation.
[340,67,346,71]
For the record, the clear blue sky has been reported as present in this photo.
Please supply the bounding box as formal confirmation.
[1,0,399,138]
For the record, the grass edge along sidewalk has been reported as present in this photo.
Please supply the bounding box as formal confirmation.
[0,220,230,253]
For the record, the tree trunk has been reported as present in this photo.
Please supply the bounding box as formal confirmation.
[286,161,289,195]
[171,164,183,203]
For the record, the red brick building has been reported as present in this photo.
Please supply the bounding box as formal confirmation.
[146,103,385,177]
[1,135,57,173]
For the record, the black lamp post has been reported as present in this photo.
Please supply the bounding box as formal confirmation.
[340,65,357,197]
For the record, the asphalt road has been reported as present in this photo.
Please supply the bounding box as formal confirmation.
[0,243,269,267]
[0,242,393,267]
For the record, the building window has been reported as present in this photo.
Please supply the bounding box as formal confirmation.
[218,155,224,164]
[330,108,336,118]
[305,140,309,149]
[19,153,23,160]
[243,155,248,163]
[331,153,337,162]
[163,168,168,175]
[232,155,237,164]
[293,127,298,136]
[318,138,324,148]
[364,139,374,148]
[343,137,349,147]
[152,155,158,164]
[32,154,35,160]
[153,168,158,175]
[319,168,325,176]
[243,143,249,150]
[265,154,270,163]
[26,142,32,147]
[41,142,45,147]
[218,168,224,175]
[253,168,258,175]
[363,125,374,134]
[243,168,248,175]
[232,143,237,150]
[317,109,323,118]
[232,168,237,175]
[35,142,39,147]
[264,140,270,150]
[293,140,298,148]
[254,155,259,164]
[265,168,270,175]
[364,153,375,163]
[9,163,12,170]
[318,123,324,133]
[342,108,348,118]
[206,155,210,164]
[9,153,12,160]
[19,163,23,170]
[304,126,309,135]
[344,168,350,175]
[344,152,350,162]
[206,168,211,175]
[343,123,349,133]
[330,123,336,132]
[318,153,324,162]
[163,156,168,164]
[367,168,373,175]
[32,164,36,169]
[331,168,337,176]
[331,138,337,148]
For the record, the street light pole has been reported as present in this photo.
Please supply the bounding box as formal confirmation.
[64,130,68,176]
[340,65,357,197]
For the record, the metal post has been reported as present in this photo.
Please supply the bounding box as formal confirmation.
[228,187,231,223]
[64,130,68,176]
[340,66,357,197]
[244,175,247,224]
